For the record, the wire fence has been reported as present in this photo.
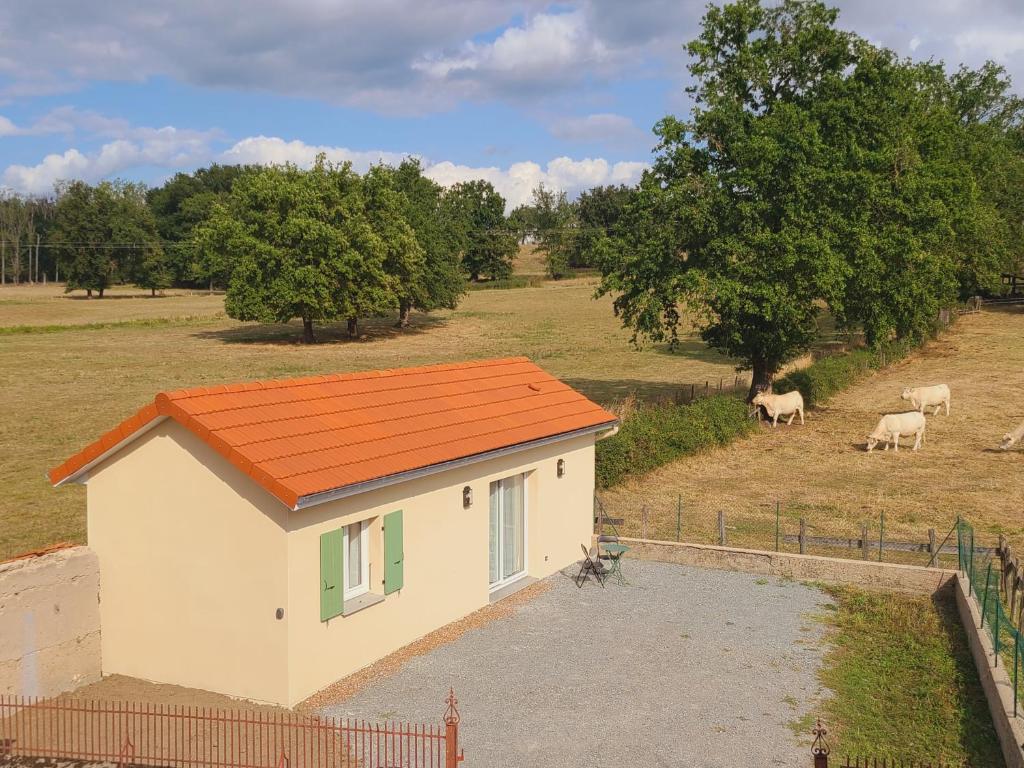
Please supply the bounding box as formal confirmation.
[958,519,1024,717]
[594,495,985,570]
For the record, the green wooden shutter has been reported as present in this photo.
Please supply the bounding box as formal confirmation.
[383,510,404,595]
[320,528,344,621]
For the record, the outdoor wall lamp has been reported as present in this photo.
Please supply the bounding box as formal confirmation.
[463,485,473,508]
[557,459,565,478]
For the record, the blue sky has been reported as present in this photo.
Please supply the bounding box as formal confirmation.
[1,0,1022,208]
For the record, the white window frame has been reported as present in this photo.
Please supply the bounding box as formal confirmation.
[488,473,529,592]
[343,520,370,600]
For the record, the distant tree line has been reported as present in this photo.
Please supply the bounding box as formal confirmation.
[0,157,526,341]
[595,0,1024,398]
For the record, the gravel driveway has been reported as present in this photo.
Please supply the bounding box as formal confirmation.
[319,560,830,768]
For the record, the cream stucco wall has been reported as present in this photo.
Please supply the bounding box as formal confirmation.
[85,421,597,708]
[86,421,290,705]
[285,433,596,706]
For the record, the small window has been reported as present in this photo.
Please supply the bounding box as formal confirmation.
[343,521,370,600]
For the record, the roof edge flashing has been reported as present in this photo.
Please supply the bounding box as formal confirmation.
[292,419,618,511]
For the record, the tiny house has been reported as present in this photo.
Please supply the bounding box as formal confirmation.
[49,357,617,706]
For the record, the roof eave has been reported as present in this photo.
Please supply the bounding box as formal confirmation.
[291,419,619,511]
[51,416,169,487]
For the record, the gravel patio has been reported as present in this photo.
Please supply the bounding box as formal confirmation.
[318,559,830,767]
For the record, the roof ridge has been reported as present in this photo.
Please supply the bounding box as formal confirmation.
[160,357,532,402]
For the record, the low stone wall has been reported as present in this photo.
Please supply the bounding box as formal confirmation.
[0,546,101,697]
[610,537,956,594]
[954,574,1024,768]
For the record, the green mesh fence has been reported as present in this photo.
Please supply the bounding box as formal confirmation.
[958,519,1023,716]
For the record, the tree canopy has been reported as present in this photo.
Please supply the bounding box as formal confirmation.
[597,0,1024,397]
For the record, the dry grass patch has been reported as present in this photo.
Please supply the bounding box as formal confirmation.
[599,307,1024,553]
[0,278,739,556]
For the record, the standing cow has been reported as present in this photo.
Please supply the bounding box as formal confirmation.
[866,412,927,452]
[900,384,950,416]
[751,390,805,427]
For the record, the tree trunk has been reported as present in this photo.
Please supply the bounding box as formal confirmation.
[396,301,411,328]
[470,272,479,282]
[302,317,316,344]
[151,288,156,297]
[747,357,776,402]
[86,289,93,298]
[347,317,358,338]
[98,287,104,298]
[209,278,214,296]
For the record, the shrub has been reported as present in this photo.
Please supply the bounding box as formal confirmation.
[774,339,919,407]
[595,395,753,488]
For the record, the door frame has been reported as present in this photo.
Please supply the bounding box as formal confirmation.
[488,472,529,592]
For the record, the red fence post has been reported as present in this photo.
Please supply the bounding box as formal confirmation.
[812,719,829,768]
[444,688,462,767]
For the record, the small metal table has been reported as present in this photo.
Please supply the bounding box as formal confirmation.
[601,543,629,585]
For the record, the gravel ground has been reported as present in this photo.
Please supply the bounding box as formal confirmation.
[319,560,831,768]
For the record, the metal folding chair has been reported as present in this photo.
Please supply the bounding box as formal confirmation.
[575,544,608,588]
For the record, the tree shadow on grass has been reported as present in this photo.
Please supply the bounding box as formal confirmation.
[930,591,1005,768]
[192,313,448,345]
[562,376,749,406]
[649,337,739,366]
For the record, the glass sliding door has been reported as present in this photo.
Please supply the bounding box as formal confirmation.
[489,474,526,588]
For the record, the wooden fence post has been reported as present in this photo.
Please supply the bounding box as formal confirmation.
[861,523,868,560]
[718,511,726,546]
[641,506,648,540]
[928,528,936,566]
[799,519,806,555]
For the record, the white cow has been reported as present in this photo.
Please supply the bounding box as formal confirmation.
[900,384,950,416]
[866,412,927,452]
[752,390,805,427]
[1001,420,1024,450]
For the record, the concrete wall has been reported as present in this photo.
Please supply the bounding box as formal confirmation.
[954,574,1024,768]
[86,421,291,706]
[286,433,595,706]
[0,546,100,698]
[615,537,957,594]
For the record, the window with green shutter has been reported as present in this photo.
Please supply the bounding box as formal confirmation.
[320,528,344,621]
[383,510,404,595]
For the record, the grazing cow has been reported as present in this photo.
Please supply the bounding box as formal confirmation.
[752,390,805,427]
[866,412,927,452]
[1001,420,1024,450]
[900,384,950,416]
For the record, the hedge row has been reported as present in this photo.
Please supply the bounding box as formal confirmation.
[595,337,923,489]
[773,339,918,407]
[595,395,754,489]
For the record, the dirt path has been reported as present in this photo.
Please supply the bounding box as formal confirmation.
[600,306,1024,551]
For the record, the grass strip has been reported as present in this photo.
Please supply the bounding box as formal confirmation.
[0,314,226,335]
[817,586,1002,767]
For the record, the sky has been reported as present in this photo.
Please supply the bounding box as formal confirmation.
[1,0,1022,209]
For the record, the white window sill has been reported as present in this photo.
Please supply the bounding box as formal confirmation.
[342,592,385,617]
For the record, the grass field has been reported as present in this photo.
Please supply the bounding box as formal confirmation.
[599,305,1024,555]
[815,586,1002,767]
[0,273,740,557]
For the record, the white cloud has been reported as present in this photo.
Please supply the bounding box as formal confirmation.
[2,130,647,207]
[220,136,647,209]
[424,156,645,209]
[549,112,648,146]
[2,127,217,195]
[219,136,410,174]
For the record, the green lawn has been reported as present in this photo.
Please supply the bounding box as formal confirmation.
[817,586,1003,767]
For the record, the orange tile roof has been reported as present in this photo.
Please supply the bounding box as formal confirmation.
[49,357,618,509]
